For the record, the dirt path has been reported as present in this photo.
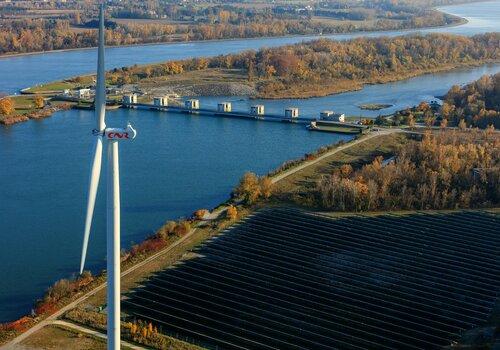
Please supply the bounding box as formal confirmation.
[3,129,398,349]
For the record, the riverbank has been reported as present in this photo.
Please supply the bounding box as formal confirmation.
[65,33,500,104]
[1,130,382,345]
[2,57,496,128]
[0,130,395,348]
[4,126,499,348]
[0,11,467,60]
[256,58,500,99]
[0,102,72,126]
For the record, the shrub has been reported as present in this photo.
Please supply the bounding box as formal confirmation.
[47,279,72,301]
[226,205,238,221]
[131,237,167,257]
[164,221,177,234]
[339,164,353,178]
[0,97,14,116]
[174,220,191,236]
[65,308,106,331]
[34,95,45,109]
[233,172,261,204]
[156,220,177,240]
[233,172,274,204]
[193,209,209,220]
[259,177,273,199]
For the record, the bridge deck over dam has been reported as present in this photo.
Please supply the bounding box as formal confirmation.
[123,103,314,124]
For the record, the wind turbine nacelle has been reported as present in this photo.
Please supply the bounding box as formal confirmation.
[105,124,137,141]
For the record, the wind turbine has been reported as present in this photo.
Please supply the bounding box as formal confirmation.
[79,4,136,350]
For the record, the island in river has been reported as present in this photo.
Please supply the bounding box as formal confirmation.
[358,103,393,110]
[2,32,498,125]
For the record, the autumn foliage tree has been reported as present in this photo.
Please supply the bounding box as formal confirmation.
[443,73,499,129]
[0,3,465,56]
[226,205,238,221]
[233,172,274,204]
[233,172,261,204]
[259,177,274,199]
[193,209,209,220]
[173,220,191,236]
[316,131,499,211]
[125,320,159,344]
[35,272,94,316]
[34,95,45,109]
[106,33,498,100]
[0,97,14,116]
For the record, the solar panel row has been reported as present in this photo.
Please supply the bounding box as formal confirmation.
[123,208,500,350]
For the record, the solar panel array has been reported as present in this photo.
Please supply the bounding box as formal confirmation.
[123,208,500,350]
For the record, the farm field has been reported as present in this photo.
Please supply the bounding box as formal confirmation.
[123,207,500,350]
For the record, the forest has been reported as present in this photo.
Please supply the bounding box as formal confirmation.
[0,0,467,55]
[316,130,499,211]
[377,73,500,129]
[106,33,500,98]
[442,73,500,129]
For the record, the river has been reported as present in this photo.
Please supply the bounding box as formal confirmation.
[0,1,499,323]
[0,1,499,95]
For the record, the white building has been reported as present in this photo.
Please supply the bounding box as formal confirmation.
[77,88,91,99]
[251,105,265,116]
[320,111,345,122]
[153,96,168,107]
[185,99,200,109]
[217,102,232,112]
[285,107,299,119]
[122,93,138,105]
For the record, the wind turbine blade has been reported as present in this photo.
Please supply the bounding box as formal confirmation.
[80,136,103,274]
[95,3,106,131]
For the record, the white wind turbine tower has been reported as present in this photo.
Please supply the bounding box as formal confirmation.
[79,3,136,350]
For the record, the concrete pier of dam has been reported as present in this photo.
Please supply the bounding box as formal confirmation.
[122,102,314,124]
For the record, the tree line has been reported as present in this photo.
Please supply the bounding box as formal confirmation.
[0,4,463,56]
[106,33,499,98]
[442,73,500,129]
[376,73,499,129]
[316,130,499,211]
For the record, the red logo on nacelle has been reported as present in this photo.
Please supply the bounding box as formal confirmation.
[107,132,129,139]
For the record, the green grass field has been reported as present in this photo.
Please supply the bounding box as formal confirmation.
[273,132,407,205]
[26,76,94,93]
[10,95,38,115]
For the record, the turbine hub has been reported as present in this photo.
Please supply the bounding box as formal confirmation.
[104,123,137,141]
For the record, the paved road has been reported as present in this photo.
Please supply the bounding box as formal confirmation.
[271,129,396,184]
[2,129,398,349]
[2,228,198,349]
[52,320,145,350]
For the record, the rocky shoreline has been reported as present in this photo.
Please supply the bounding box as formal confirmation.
[0,104,71,126]
[142,81,256,98]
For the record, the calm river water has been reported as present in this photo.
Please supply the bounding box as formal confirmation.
[0,1,499,322]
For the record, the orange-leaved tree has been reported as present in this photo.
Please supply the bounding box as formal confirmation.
[226,205,238,221]
[34,95,45,109]
[0,97,14,116]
